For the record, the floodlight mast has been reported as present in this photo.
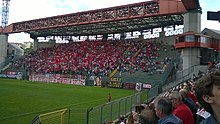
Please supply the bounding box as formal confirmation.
[1,0,10,28]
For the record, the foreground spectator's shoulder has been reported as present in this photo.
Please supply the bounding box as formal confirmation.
[200,115,220,124]
[165,122,174,124]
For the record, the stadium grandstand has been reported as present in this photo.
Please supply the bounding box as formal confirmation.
[1,0,220,123]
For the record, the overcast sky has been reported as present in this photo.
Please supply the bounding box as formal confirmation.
[3,0,220,43]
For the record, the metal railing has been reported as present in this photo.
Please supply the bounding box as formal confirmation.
[162,66,196,92]
[145,85,160,103]
[86,92,142,124]
[161,60,174,85]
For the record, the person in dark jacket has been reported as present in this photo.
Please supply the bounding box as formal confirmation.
[179,88,197,123]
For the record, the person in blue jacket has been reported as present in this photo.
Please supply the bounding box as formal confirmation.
[154,97,183,124]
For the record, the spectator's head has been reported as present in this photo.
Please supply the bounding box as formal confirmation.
[195,70,220,115]
[179,88,188,99]
[135,105,145,113]
[119,115,125,123]
[183,84,189,92]
[127,112,134,124]
[139,108,157,124]
[168,91,182,107]
[154,97,173,119]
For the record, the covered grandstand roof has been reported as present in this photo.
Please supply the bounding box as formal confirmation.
[2,0,201,38]
[3,0,187,38]
[27,14,184,38]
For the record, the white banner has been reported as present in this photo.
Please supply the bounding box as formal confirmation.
[29,74,85,86]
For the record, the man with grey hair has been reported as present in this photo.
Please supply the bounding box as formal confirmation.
[154,97,182,124]
[169,91,194,124]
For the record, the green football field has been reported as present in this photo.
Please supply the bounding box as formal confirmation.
[0,78,136,124]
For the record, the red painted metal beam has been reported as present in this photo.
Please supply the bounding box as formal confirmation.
[159,0,186,14]
[181,0,199,10]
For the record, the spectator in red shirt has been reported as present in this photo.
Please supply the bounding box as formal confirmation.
[169,91,194,124]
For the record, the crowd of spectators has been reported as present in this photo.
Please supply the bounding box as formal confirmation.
[118,66,220,124]
[13,39,164,77]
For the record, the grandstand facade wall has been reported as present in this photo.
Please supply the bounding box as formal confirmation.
[8,43,24,58]
[0,34,8,70]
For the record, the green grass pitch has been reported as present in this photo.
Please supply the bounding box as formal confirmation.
[0,78,135,124]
